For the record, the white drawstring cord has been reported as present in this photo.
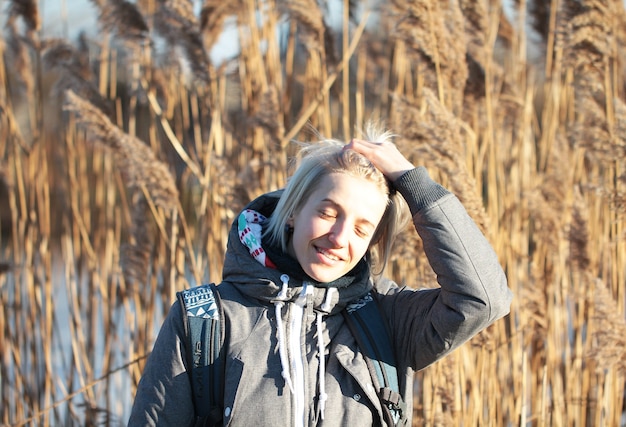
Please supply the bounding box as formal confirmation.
[290,282,312,427]
[315,311,327,420]
[316,288,335,420]
[274,280,337,425]
[321,288,335,313]
[274,274,294,394]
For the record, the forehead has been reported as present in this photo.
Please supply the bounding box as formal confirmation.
[306,173,388,219]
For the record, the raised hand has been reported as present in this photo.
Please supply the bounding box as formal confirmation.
[344,139,415,182]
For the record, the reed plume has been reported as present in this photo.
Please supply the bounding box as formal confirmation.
[561,0,616,74]
[278,0,326,54]
[200,0,241,52]
[5,23,35,101]
[42,39,114,119]
[568,187,591,273]
[527,0,552,43]
[392,91,490,234]
[154,0,211,85]
[459,0,490,104]
[122,196,155,288]
[568,88,626,170]
[63,89,179,287]
[460,0,487,58]
[587,276,626,375]
[388,0,468,112]
[559,0,618,139]
[211,156,249,215]
[98,0,150,43]
[389,0,437,64]
[6,0,40,33]
[63,90,178,212]
[248,86,285,145]
[561,0,626,214]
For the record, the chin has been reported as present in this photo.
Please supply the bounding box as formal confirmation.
[308,271,341,284]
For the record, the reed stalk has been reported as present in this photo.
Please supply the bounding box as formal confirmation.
[2,0,626,424]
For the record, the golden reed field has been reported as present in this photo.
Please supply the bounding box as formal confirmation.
[1,0,626,425]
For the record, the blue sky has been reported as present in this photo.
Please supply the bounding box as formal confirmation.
[5,0,613,66]
[32,0,515,38]
[28,0,349,66]
[38,0,98,38]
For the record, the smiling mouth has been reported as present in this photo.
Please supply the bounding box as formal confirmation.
[316,247,342,262]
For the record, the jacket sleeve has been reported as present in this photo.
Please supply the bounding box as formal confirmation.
[380,167,512,372]
[128,300,196,426]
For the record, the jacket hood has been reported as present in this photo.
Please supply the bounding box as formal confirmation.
[221,190,373,315]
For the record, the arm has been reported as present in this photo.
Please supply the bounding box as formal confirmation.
[395,168,511,367]
[347,139,512,370]
[128,301,196,426]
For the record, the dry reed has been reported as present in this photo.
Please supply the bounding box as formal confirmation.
[279,0,326,55]
[63,90,178,211]
[6,0,40,33]
[63,89,179,292]
[153,0,211,86]
[42,39,115,120]
[388,0,468,113]
[392,91,490,234]
[98,0,149,43]
[200,0,240,50]
[2,0,626,425]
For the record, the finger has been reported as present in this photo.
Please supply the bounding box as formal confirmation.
[345,139,382,151]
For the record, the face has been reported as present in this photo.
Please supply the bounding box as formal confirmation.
[287,173,388,283]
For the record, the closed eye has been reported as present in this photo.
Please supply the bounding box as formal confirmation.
[355,227,369,238]
[319,210,336,219]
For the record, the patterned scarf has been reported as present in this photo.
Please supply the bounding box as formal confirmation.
[237,209,276,268]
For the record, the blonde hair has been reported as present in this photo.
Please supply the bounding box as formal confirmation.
[263,122,409,277]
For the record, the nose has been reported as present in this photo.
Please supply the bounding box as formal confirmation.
[328,221,350,247]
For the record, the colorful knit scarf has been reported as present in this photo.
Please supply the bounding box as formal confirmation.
[237,209,277,269]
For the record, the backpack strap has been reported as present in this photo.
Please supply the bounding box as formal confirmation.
[177,283,225,427]
[343,292,407,427]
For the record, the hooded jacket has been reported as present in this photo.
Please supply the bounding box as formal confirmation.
[128,167,513,427]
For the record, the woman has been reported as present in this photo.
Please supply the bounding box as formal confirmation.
[128,124,513,426]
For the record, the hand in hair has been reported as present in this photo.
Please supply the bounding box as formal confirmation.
[343,139,414,182]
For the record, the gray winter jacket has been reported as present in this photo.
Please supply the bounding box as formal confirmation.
[128,167,512,426]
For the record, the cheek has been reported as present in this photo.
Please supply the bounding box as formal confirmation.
[353,239,372,259]
[295,214,327,239]
[291,217,318,254]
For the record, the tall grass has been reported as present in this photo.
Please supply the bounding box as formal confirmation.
[1,0,626,425]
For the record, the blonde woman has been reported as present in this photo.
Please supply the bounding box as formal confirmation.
[129,124,512,426]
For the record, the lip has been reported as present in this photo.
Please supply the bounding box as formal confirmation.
[315,246,344,263]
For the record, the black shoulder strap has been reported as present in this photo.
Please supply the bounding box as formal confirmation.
[177,283,225,427]
[343,292,407,427]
